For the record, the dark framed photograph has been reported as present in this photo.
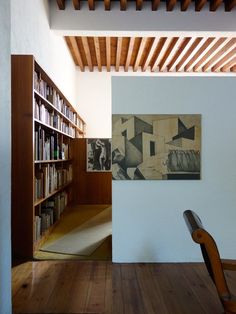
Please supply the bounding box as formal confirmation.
[86,138,112,172]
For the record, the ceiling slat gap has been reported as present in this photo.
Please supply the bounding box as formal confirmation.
[202,38,236,71]
[116,37,123,72]
[168,38,195,71]
[120,0,127,10]
[167,0,177,11]
[72,0,80,9]
[104,0,111,10]
[193,37,230,71]
[81,37,93,71]
[176,37,204,72]
[57,0,65,9]
[125,37,135,72]
[106,37,111,72]
[212,47,236,71]
[195,0,208,11]
[185,37,216,71]
[88,0,95,10]
[152,0,161,10]
[210,0,223,11]
[67,36,84,71]
[133,38,147,71]
[94,37,102,71]
[221,56,236,72]
[159,37,182,71]
[151,37,173,72]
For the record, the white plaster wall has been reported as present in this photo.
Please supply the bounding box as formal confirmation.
[11,0,77,106]
[0,1,11,313]
[76,71,111,138]
[112,76,236,262]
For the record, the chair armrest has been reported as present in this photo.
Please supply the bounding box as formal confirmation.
[221,259,236,271]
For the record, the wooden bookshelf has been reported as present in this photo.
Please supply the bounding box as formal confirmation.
[12,55,86,259]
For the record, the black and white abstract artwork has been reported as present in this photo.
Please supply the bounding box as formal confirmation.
[87,138,112,172]
[112,114,201,180]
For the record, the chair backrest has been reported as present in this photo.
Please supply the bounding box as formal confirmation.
[183,210,231,304]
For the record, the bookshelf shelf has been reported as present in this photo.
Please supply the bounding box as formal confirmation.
[12,55,86,259]
[34,90,84,134]
[34,182,72,207]
[34,159,72,164]
[34,118,75,138]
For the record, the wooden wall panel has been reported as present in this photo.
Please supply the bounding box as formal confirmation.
[12,55,34,259]
[72,139,112,205]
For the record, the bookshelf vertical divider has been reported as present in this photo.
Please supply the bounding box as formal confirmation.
[12,55,86,259]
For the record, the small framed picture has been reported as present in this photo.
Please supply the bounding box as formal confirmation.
[86,138,112,172]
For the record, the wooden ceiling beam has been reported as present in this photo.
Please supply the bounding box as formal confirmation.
[94,37,102,71]
[193,38,230,71]
[151,37,172,72]
[136,0,143,10]
[185,37,217,71]
[167,0,177,11]
[116,37,123,72]
[195,0,207,11]
[203,39,236,72]
[125,37,135,72]
[120,0,127,10]
[181,0,191,11]
[176,38,204,72]
[142,37,160,71]
[152,0,161,10]
[231,65,236,72]
[88,0,95,10]
[67,36,84,71]
[81,37,93,71]
[159,37,182,71]
[221,56,236,72]
[104,0,111,10]
[56,0,65,9]
[212,47,236,72]
[72,0,80,9]
[106,37,111,72]
[210,0,223,11]
[225,0,236,11]
[133,38,147,72]
[168,38,195,71]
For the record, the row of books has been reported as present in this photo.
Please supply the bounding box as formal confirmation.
[34,98,77,137]
[35,126,69,161]
[34,71,80,126]
[34,164,72,200]
[34,191,68,241]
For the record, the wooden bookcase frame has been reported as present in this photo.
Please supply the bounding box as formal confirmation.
[12,55,86,259]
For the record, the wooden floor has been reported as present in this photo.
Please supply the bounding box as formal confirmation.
[12,261,236,314]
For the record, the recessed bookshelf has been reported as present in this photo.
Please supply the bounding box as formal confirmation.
[12,55,86,259]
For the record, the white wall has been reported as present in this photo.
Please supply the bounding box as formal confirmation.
[0,1,11,313]
[77,71,111,138]
[11,0,77,106]
[112,76,236,262]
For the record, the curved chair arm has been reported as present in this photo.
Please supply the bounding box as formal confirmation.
[221,259,236,271]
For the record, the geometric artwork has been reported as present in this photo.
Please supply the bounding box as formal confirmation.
[86,138,112,172]
[112,114,201,180]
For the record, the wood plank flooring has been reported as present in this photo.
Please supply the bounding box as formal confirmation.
[12,261,236,314]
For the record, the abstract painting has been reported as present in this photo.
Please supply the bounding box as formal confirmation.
[112,114,201,180]
[87,138,112,172]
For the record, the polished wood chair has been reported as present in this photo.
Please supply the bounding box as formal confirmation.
[183,210,236,313]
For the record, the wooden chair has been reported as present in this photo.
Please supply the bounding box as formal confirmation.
[183,209,236,313]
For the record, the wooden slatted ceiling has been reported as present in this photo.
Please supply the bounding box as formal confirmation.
[57,0,236,11]
[65,36,236,73]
